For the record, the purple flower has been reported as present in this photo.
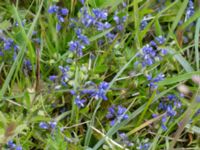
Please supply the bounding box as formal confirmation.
[93,81,109,100]
[7,140,16,149]
[60,8,69,16]
[92,9,108,20]
[140,16,148,30]
[59,65,70,86]
[166,105,176,116]
[48,5,68,32]
[76,28,82,36]
[23,59,32,71]
[161,49,168,55]
[16,146,23,150]
[161,123,167,131]
[0,51,3,56]
[155,35,165,44]
[95,22,111,31]
[56,23,62,31]
[114,15,120,24]
[106,105,128,126]
[150,41,157,47]
[57,15,65,23]
[75,95,86,108]
[139,143,150,150]
[77,34,90,45]
[69,41,85,56]
[39,122,49,129]
[49,121,57,129]
[81,8,95,27]
[147,73,164,89]
[106,33,116,42]
[4,38,14,50]
[48,5,59,14]
[186,0,194,19]
[80,0,85,4]
[49,75,57,81]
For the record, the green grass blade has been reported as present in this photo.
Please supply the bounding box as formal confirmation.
[195,18,200,71]
[158,71,200,86]
[167,48,194,72]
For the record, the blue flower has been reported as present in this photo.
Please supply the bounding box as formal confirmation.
[49,121,57,129]
[106,33,116,42]
[106,105,128,126]
[57,15,65,23]
[80,8,95,27]
[77,34,90,45]
[140,16,149,30]
[7,140,16,149]
[113,12,127,31]
[23,59,32,71]
[75,95,86,108]
[39,122,49,129]
[56,23,62,31]
[92,81,109,100]
[48,5,69,32]
[60,8,69,16]
[80,0,85,4]
[48,5,59,14]
[16,146,23,150]
[139,143,150,150]
[95,22,111,31]
[92,9,108,20]
[161,123,168,131]
[69,41,85,56]
[186,0,194,19]
[147,73,165,89]
[155,35,165,44]
[49,75,57,81]
[4,38,14,50]
[59,65,70,86]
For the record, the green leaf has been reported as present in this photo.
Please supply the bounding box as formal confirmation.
[158,71,200,86]
[167,48,194,72]
[195,18,200,71]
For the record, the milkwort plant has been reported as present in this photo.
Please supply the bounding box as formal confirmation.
[0,0,200,150]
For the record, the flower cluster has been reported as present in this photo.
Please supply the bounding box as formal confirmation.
[69,28,90,56]
[81,81,109,100]
[186,0,194,20]
[154,94,182,131]
[71,81,109,108]
[146,73,165,89]
[48,5,69,31]
[49,65,70,89]
[138,36,167,67]
[7,140,22,150]
[92,81,109,100]
[39,121,57,130]
[80,7,111,31]
[140,15,150,30]
[0,37,19,61]
[113,12,127,31]
[106,105,129,126]
[74,95,86,108]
